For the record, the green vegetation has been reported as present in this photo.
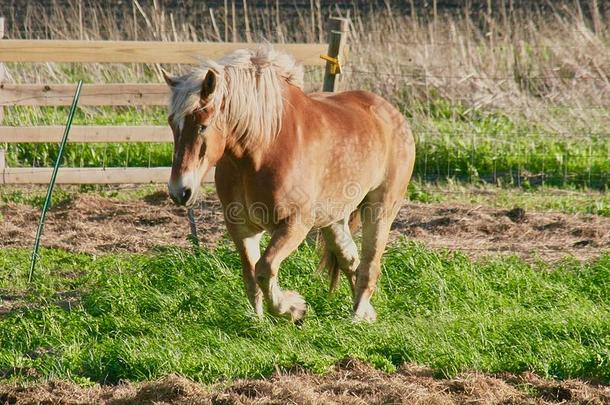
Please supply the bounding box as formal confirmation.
[409,103,610,188]
[4,102,609,188]
[407,182,610,217]
[2,106,172,169]
[1,243,610,383]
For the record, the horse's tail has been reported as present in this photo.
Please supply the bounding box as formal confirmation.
[316,245,340,292]
[317,209,361,292]
[347,208,362,236]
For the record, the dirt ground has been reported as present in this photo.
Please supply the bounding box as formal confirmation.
[2,359,610,405]
[1,189,608,262]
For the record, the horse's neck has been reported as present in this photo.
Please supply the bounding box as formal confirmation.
[224,84,305,170]
[223,140,264,171]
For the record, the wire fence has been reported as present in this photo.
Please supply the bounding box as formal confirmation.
[343,67,610,83]
[3,127,609,189]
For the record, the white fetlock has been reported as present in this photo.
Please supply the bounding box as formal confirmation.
[275,290,307,322]
[353,301,377,323]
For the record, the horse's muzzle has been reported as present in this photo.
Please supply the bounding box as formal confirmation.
[169,186,191,206]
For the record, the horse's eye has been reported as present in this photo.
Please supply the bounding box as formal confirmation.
[198,125,206,135]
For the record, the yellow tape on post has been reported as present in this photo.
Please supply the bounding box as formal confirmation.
[320,54,342,75]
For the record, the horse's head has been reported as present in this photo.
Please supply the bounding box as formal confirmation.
[163,69,225,206]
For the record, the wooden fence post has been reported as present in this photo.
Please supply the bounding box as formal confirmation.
[0,16,5,180]
[0,149,5,184]
[322,17,349,92]
[0,16,5,124]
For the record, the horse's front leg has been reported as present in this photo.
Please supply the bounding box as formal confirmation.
[225,221,265,318]
[255,222,310,322]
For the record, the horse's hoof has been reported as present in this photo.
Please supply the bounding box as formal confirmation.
[353,302,377,323]
[279,290,307,322]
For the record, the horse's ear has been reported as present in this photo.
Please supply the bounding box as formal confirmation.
[161,68,177,87]
[201,69,217,99]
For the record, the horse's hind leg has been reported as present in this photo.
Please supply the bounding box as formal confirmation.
[353,188,403,322]
[320,218,360,295]
[255,222,310,322]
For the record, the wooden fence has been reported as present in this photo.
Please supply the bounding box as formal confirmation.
[0,17,349,184]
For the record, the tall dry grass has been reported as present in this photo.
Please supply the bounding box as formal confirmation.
[346,2,610,137]
[4,1,609,130]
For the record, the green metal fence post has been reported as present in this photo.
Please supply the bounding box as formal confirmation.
[28,80,83,283]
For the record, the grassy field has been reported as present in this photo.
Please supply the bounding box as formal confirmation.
[2,1,610,390]
[4,103,610,188]
[407,181,610,217]
[1,242,610,384]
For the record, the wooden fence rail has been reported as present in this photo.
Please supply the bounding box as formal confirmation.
[0,40,327,65]
[0,17,350,185]
[0,125,171,143]
[0,83,168,106]
[1,167,215,185]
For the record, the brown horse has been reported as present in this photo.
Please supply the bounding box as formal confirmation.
[163,47,415,322]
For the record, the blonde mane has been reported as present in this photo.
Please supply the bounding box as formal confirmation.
[168,47,304,149]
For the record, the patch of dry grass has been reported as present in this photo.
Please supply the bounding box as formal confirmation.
[2,359,610,404]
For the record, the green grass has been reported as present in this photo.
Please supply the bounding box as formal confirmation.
[1,242,610,384]
[3,106,171,169]
[407,181,610,217]
[407,101,610,188]
[3,101,609,189]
